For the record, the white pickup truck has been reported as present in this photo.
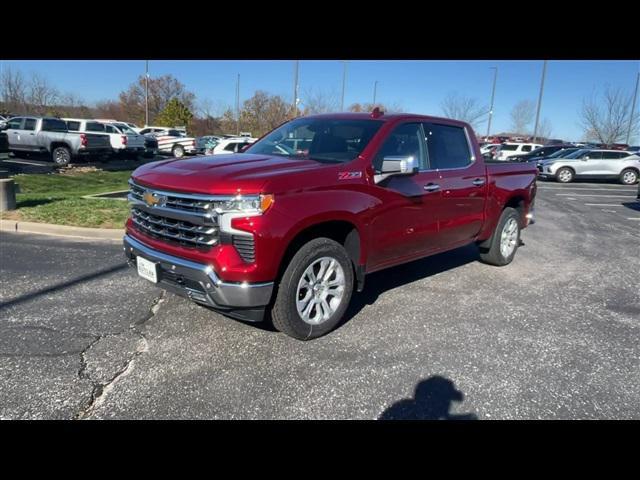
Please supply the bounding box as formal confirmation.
[64,118,146,158]
[137,126,197,158]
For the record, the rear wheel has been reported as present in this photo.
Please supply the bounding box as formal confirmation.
[271,238,354,340]
[620,168,638,185]
[172,144,185,158]
[51,146,71,167]
[556,167,574,183]
[478,207,521,266]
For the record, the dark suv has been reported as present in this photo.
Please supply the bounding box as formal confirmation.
[509,144,576,163]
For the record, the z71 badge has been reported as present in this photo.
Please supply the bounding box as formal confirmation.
[338,171,363,180]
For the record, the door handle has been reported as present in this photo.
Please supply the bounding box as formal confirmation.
[423,183,440,192]
[472,178,485,186]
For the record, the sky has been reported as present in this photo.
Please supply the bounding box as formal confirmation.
[2,60,639,142]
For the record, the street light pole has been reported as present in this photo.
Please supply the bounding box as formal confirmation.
[625,72,639,145]
[486,67,498,138]
[373,80,378,105]
[341,61,347,111]
[293,60,299,117]
[236,73,240,136]
[145,60,149,126]
[532,60,548,143]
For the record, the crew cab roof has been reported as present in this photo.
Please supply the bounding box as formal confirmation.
[301,112,471,126]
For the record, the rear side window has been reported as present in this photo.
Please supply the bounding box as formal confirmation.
[167,129,181,136]
[583,151,602,159]
[139,128,151,135]
[105,125,118,133]
[500,144,518,151]
[41,119,68,132]
[86,122,105,132]
[423,123,472,169]
[23,118,37,131]
[521,145,532,152]
[224,142,238,152]
[66,121,81,131]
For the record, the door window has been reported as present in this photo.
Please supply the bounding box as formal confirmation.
[7,117,23,129]
[422,123,472,169]
[373,123,427,172]
[23,118,37,131]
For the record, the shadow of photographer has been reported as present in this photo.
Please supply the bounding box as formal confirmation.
[379,375,478,420]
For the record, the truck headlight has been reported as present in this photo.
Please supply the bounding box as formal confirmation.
[216,194,274,214]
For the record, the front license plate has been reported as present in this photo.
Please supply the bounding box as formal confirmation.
[136,255,159,283]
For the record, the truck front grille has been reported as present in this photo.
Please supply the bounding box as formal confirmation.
[131,207,218,248]
[129,180,215,215]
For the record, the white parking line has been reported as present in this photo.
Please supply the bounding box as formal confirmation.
[539,187,637,192]
[556,194,636,198]
[583,203,624,206]
[627,218,640,221]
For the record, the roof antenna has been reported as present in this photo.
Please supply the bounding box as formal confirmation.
[371,107,384,118]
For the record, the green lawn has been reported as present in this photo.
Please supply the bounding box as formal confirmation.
[2,170,133,229]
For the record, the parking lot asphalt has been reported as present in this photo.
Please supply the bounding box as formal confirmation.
[1,180,639,419]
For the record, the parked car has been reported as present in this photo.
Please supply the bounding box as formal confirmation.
[537,149,639,184]
[494,142,544,161]
[63,118,146,159]
[626,146,640,153]
[0,119,9,161]
[480,144,499,160]
[4,116,111,166]
[195,135,222,154]
[138,127,197,158]
[207,136,257,154]
[508,144,577,163]
[123,111,537,340]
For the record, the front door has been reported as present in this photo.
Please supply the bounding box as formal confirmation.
[368,122,441,270]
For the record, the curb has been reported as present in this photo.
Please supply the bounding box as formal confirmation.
[0,219,124,241]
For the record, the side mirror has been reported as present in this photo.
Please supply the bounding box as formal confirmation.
[381,155,418,176]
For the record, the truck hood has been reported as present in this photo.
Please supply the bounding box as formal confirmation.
[131,153,332,195]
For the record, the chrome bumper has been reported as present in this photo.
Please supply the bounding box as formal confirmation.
[123,234,273,310]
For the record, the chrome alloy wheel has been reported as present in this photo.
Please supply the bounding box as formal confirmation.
[622,170,637,184]
[296,256,346,325]
[500,218,519,258]
[558,169,573,182]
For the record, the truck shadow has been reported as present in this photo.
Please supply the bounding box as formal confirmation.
[343,243,479,325]
[379,375,478,420]
[622,201,640,212]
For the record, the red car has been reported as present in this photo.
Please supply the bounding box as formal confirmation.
[124,111,537,340]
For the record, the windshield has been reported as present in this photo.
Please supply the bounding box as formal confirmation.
[548,148,578,158]
[245,117,384,163]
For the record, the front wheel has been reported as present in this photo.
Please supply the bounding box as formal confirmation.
[556,167,574,183]
[172,144,185,158]
[620,168,638,185]
[271,238,354,340]
[478,207,521,266]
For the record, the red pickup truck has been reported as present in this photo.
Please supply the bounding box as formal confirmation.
[124,111,537,340]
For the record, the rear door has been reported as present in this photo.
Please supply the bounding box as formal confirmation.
[423,121,487,247]
[21,117,39,150]
[601,151,626,175]
[368,122,441,268]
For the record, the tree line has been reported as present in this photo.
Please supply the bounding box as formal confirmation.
[1,66,637,144]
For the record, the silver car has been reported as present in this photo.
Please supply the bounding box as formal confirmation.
[537,149,640,185]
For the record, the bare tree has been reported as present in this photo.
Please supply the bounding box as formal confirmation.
[27,73,60,115]
[0,67,28,114]
[440,93,488,130]
[300,88,339,114]
[239,91,291,137]
[118,74,196,125]
[578,86,640,145]
[536,118,553,141]
[510,100,536,134]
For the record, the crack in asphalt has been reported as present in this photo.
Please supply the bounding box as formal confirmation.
[73,291,166,420]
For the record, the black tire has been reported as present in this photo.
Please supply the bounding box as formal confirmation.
[172,144,185,158]
[478,207,521,266]
[51,146,71,167]
[555,167,574,183]
[271,237,354,340]
[620,168,639,185]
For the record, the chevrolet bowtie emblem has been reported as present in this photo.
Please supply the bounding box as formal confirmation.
[143,191,165,207]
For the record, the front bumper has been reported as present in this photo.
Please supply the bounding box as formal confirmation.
[123,234,273,320]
